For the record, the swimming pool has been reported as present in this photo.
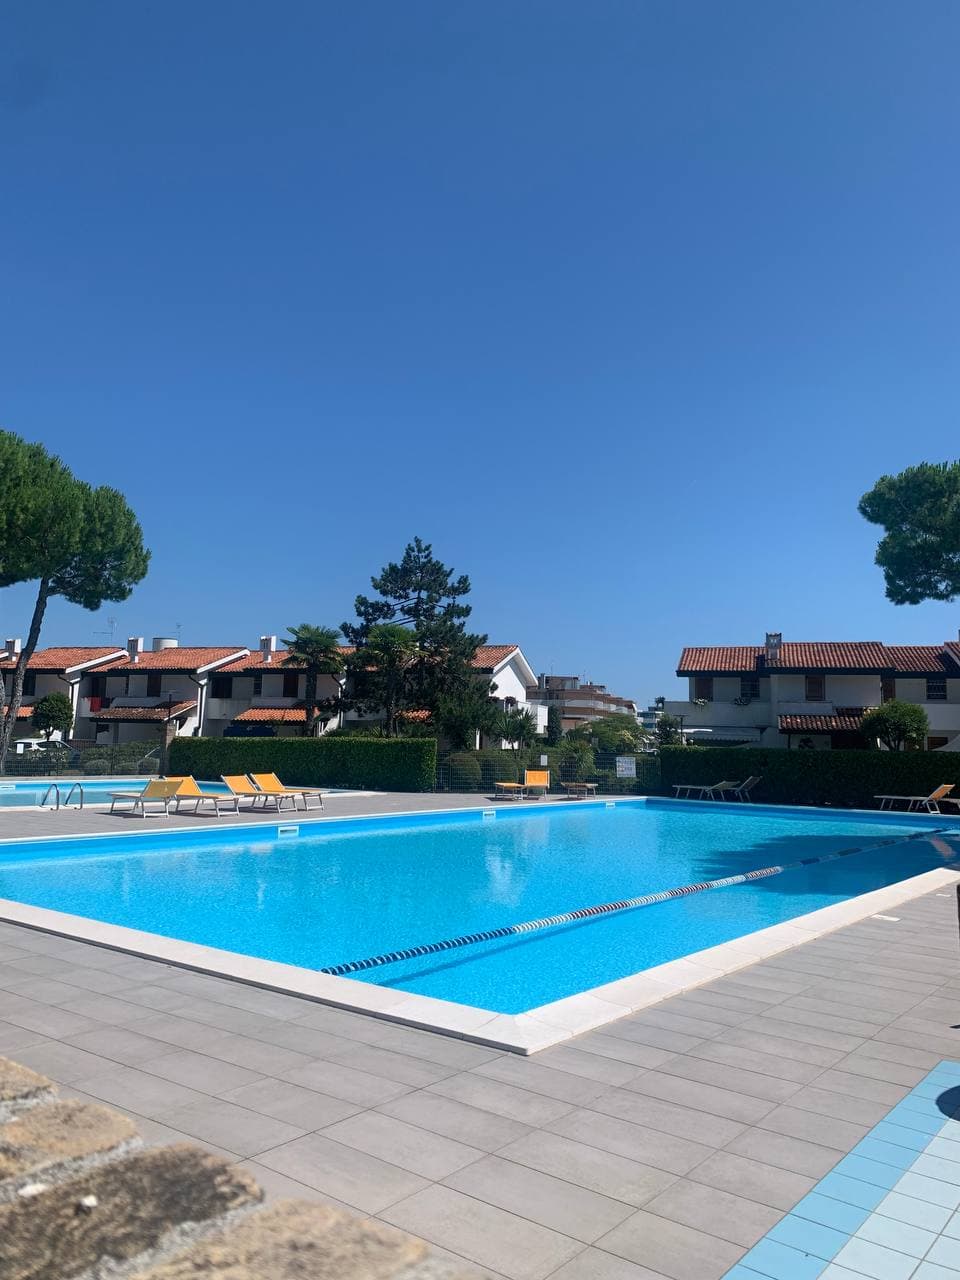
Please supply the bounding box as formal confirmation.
[0,799,955,1015]
[0,779,351,807]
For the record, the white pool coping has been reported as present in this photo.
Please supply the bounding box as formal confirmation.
[0,797,957,1052]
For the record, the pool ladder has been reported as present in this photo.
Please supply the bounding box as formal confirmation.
[40,782,85,811]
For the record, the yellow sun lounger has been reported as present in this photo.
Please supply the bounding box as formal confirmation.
[109,778,183,818]
[249,773,325,811]
[495,770,550,801]
[166,776,241,818]
[220,775,296,811]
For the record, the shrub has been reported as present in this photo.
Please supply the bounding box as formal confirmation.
[115,762,138,775]
[168,736,437,792]
[659,745,960,809]
[82,758,111,775]
[443,751,482,789]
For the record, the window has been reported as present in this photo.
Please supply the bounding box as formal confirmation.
[881,678,896,703]
[282,671,299,698]
[23,672,36,697]
[740,676,760,700]
[926,677,947,701]
[693,677,713,702]
[210,676,232,699]
[928,736,950,751]
[805,675,825,701]
[146,673,162,697]
[252,673,263,696]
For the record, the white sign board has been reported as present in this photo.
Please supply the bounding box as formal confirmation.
[615,756,637,778]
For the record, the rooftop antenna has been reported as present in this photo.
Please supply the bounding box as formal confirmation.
[175,622,183,645]
[94,615,118,644]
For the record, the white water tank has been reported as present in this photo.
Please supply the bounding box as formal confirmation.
[152,637,179,652]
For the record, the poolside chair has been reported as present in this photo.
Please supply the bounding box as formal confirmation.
[494,779,525,801]
[109,778,182,819]
[672,780,743,801]
[249,773,325,811]
[875,783,955,814]
[523,769,550,799]
[167,776,241,818]
[220,775,292,811]
[730,776,761,803]
[562,781,599,799]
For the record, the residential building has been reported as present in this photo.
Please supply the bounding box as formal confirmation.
[211,636,347,737]
[472,645,547,745]
[528,674,639,733]
[0,641,128,742]
[666,632,960,749]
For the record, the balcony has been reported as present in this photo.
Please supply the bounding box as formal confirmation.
[662,699,772,728]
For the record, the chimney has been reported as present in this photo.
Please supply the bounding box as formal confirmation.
[260,635,277,664]
[127,636,144,664]
[4,638,21,656]
[764,632,782,664]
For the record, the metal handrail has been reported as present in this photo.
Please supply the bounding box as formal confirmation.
[40,783,60,810]
[64,782,85,809]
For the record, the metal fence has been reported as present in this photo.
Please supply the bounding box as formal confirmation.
[435,751,661,796]
[2,739,161,779]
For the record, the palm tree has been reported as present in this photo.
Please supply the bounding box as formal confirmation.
[491,707,540,780]
[281,625,345,737]
[356,623,419,737]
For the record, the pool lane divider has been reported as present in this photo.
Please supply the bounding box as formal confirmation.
[320,825,955,976]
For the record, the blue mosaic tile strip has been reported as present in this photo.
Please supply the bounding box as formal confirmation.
[722,1061,960,1280]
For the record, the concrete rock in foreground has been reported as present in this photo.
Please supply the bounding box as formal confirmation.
[0,1099,137,1186]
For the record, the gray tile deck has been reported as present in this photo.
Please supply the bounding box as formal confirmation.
[0,864,958,1277]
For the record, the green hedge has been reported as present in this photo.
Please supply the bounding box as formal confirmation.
[168,736,437,792]
[659,745,960,809]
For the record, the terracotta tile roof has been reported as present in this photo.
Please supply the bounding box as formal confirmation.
[886,646,958,675]
[93,701,197,722]
[0,647,125,672]
[778,709,869,733]
[679,643,892,674]
[110,648,247,672]
[3,706,34,720]
[398,709,432,722]
[233,705,308,723]
[472,645,518,671]
[219,647,354,673]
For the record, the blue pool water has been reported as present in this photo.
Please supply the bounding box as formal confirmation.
[0,779,156,807]
[0,799,955,1012]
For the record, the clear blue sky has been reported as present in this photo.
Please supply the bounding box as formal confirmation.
[2,1,959,705]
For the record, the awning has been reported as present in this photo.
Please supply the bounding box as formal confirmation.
[685,727,763,742]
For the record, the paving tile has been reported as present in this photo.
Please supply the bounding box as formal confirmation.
[4,975,88,1004]
[57,992,151,1025]
[741,1013,864,1054]
[534,1045,644,1087]
[64,1025,176,1066]
[740,1237,833,1280]
[755,1104,870,1152]
[370,1023,500,1070]
[236,1159,361,1208]
[107,983,191,1011]
[832,1236,917,1280]
[144,1048,265,1094]
[292,1003,394,1043]
[0,1018,46,1055]
[220,1076,361,1128]
[252,1130,430,1212]
[444,1154,635,1243]
[74,1063,208,1119]
[791,1191,870,1234]
[282,1058,413,1106]
[579,1085,746,1148]
[125,1012,230,1051]
[379,1183,583,1280]
[325,1042,459,1088]
[811,1069,910,1106]
[686,1150,816,1211]
[0,999,98,1038]
[891,1172,960,1210]
[768,1211,848,1260]
[642,1178,781,1247]
[786,1086,893,1128]
[621,1069,777,1123]
[833,1054,930,1088]
[548,1247,674,1280]
[196,1031,314,1075]
[628,1008,732,1039]
[599,1021,706,1054]
[653,1052,801,1104]
[426,1072,575,1127]
[10,1038,121,1083]
[724,1127,841,1179]
[320,1109,484,1180]
[497,1130,677,1206]
[596,1208,745,1280]
[250,1020,360,1058]
[682,1039,823,1084]
[159,1095,306,1157]
[569,1034,675,1070]
[377,1088,532,1151]
[472,1057,610,1105]
[928,1236,960,1270]
[545,1108,714,1175]
[911,1261,960,1280]
[855,1212,936,1258]
[874,1190,952,1232]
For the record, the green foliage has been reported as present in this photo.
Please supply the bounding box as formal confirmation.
[348,623,420,737]
[860,700,930,752]
[81,758,111,775]
[281,624,345,737]
[30,692,74,740]
[583,713,646,753]
[0,433,149,773]
[655,714,683,746]
[546,704,563,746]
[342,537,486,714]
[168,735,437,792]
[859,462,960,604]
[435,682,498,750]
[659,745,960,808]
[491,707,540,780]
[443,750,483,789]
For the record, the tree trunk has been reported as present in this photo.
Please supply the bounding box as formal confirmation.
[0,578,51,774]
[304,671,318,738]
